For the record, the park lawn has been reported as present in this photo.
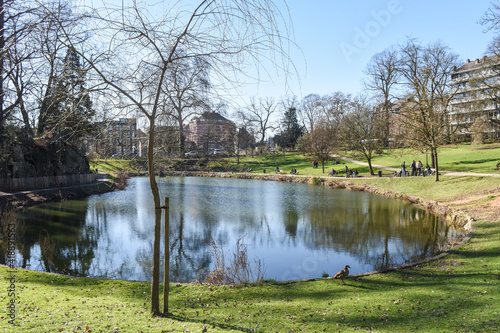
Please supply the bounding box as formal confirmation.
[348,175,500,202]
[230,152,371,176]
[365,142,500,174]
[89,159,140,174]
[2,215,499,332]
[229,143,500,177]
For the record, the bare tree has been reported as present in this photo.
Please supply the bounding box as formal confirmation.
[243,97,277,152]
[480,1,500,51]
[319,92,352,125]
[341,99,383,175]
[161,54,210,155]
[299,93,321,133]
[233,106,256,159]
[1,0,45,138]
[397,38,461,181]
[43,0,295,315]
[470,115,495,145]
[299,117,338,174]
[363,46,401,146]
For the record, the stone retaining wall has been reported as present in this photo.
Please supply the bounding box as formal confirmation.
[0,173,97,192]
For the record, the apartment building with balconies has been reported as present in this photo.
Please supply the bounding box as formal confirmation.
[449,56,500,140]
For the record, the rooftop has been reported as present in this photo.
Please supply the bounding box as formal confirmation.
[194,112,232,122]
[453,55,500,73]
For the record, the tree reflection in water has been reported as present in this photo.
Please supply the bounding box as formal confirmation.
[10,177,464,282]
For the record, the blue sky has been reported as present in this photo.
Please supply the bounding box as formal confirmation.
[79,0,497,104]
[254,0,496,101]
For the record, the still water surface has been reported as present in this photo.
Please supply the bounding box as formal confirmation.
[16,177,463,282]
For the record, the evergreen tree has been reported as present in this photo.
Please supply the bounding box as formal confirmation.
[38,47,94,145]
[276,106,303,150]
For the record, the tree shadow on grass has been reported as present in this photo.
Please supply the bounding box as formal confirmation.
[451,158,499,166]
[162,312,252,333]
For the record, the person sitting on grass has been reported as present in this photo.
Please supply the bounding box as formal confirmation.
[328,169,337,176]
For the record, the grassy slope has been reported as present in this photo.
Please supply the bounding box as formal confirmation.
[89,159,139,174]
[364,143,500,174]
[348,175,500,201]
[2,144,500,332]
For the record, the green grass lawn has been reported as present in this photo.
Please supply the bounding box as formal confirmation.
[89,159,141,174]
[228,152,371,176]
[349,175,500,201]
[364,142,500,174]
[224,143,500,177]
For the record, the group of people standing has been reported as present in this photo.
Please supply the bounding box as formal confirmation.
[401,160,430,177]
[344,165,358,178]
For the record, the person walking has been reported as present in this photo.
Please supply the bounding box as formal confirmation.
[416,160,423,176]
[410,160,416,176]
[401,161,406,177]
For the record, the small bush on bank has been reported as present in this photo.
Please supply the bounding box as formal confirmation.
[309,177,324,185]
[196,157,208,167]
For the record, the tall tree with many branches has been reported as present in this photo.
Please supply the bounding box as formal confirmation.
[341,98,383,176]
[363,46,401,146]
[243,97,277,152]
[397,38,461,181]
[43,0,296,315]
[161,53,210,155]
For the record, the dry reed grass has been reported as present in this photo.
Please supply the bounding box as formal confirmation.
[201,236,265,285]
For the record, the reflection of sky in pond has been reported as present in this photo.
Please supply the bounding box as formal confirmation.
[14,177,464,283]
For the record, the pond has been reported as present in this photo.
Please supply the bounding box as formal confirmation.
[11,177,463,283]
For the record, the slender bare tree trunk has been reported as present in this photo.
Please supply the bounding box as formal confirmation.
[163,197,170,315]
[432,147,439,181]
[0,0,5,143]
[147,116,162,315]
[368,159,374,176]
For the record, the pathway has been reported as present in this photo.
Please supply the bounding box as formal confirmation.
[340,157,500,178]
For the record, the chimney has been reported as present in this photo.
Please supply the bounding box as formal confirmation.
[475,59,480,64]
[452,66,457,72]
[467,59,470,63]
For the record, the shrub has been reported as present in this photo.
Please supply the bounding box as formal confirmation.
[196,157,208,167]
[309,177,324,185]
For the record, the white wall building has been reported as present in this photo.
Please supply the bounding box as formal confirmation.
[449,56,500,139]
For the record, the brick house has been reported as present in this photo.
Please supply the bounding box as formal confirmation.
[185,112,236,153]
